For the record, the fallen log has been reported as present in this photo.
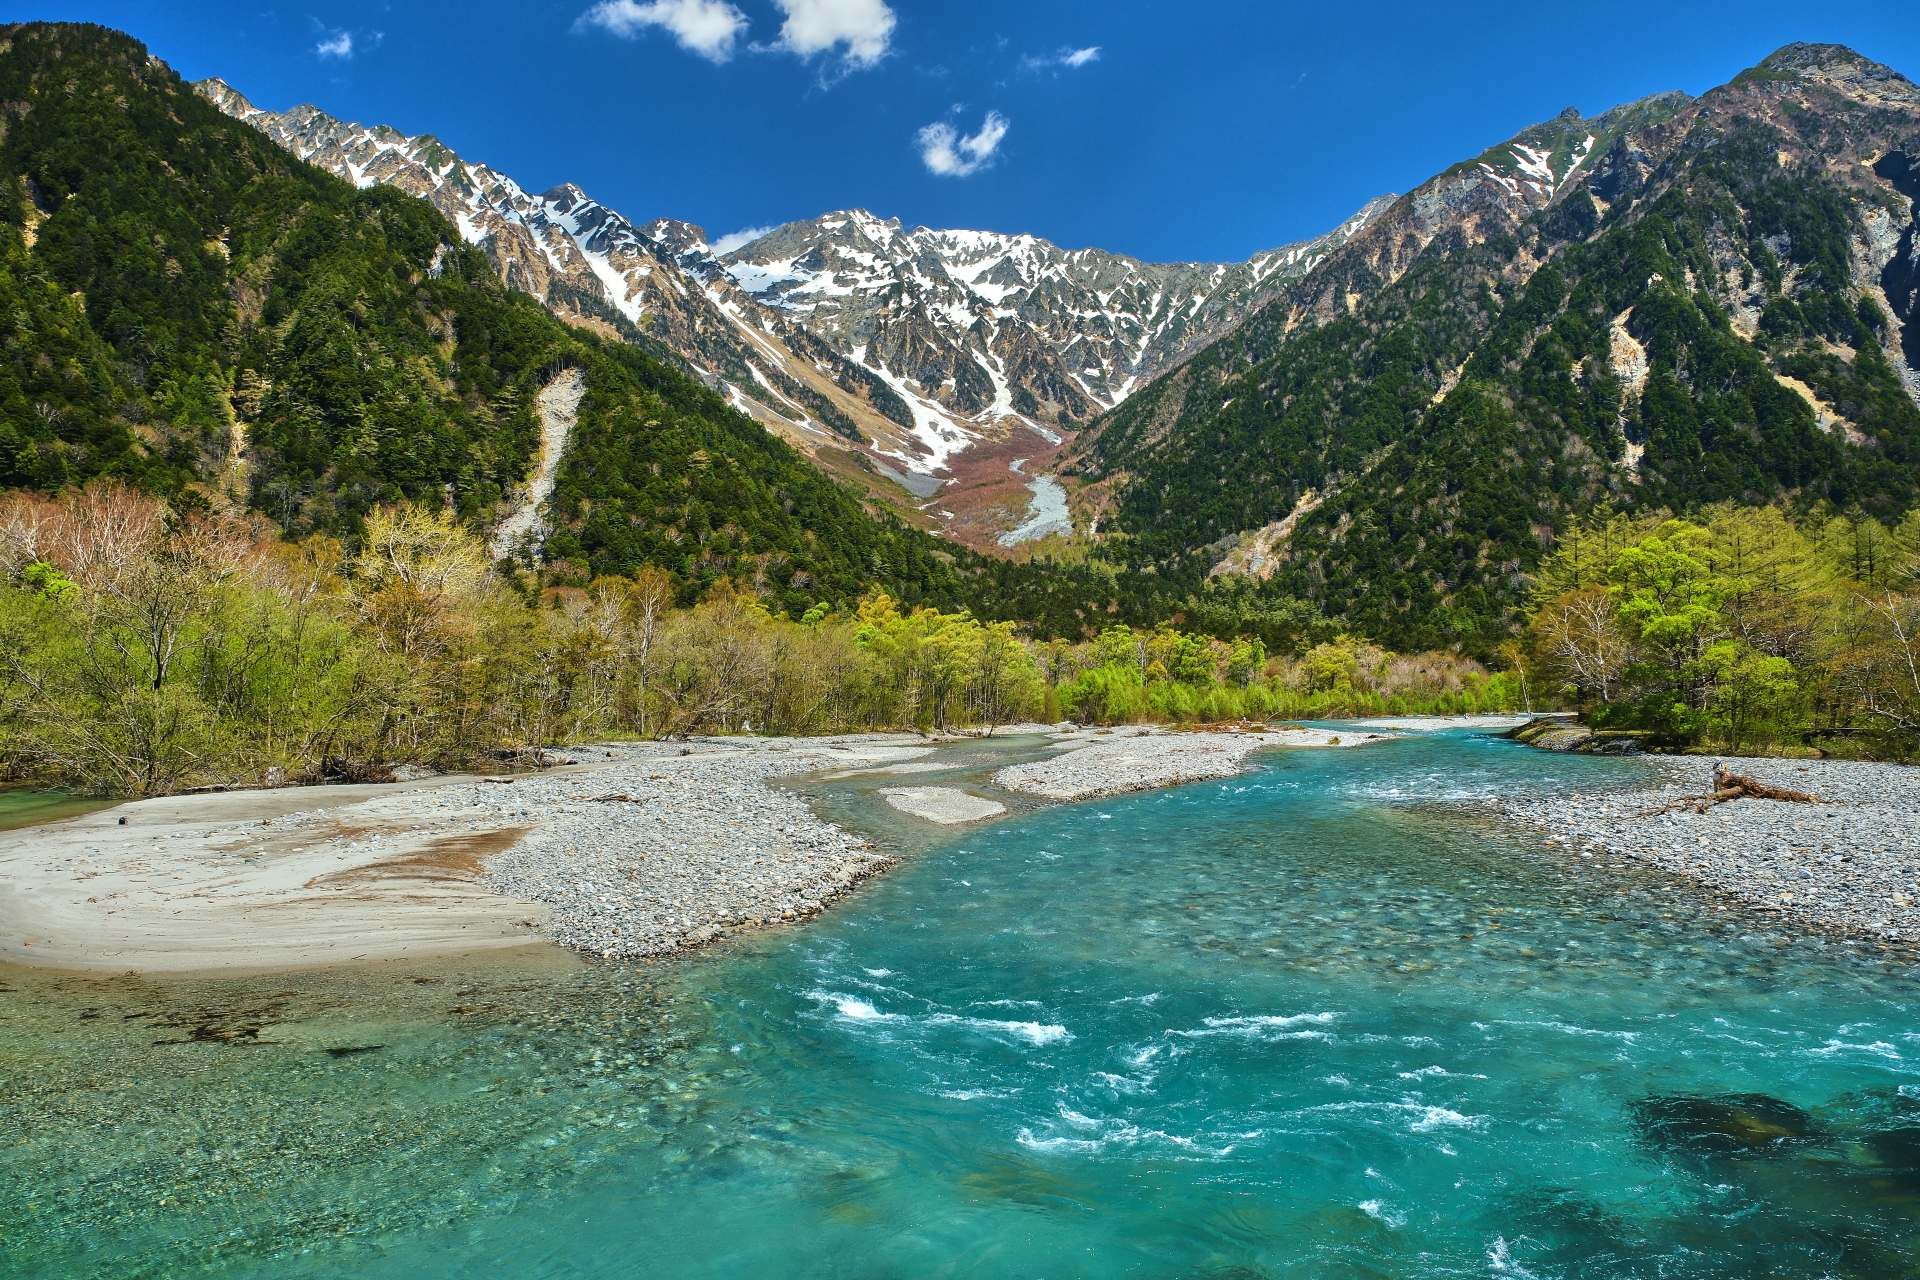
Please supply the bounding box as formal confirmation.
[1714,772,1818,804]
[1637,768,1820,815]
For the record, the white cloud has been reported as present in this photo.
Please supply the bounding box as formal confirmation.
[578,0,749,63]
[1021,45,1100,72]
[771,0,895,68]
[917,111,1009,178]
[316,30,353,59]
[710,224,778,255]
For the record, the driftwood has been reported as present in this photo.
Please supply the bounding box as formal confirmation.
[1710,772,1818,804]
[1639,767,1820,815]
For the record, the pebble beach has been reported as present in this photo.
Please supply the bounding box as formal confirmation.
[0,735,933,970]
[484,736,918,957]
[1502,755,1920,943]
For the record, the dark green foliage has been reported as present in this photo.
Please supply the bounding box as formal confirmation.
[543,333,960,615]
[0,20,544,519]
[0,22,985,616]
[1089,87,1920,654]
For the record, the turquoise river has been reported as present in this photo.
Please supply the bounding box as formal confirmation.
[2,728,1917,1278]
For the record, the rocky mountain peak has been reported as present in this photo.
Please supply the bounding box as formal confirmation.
[1755,43,1920,104]
[717,198,1391,420]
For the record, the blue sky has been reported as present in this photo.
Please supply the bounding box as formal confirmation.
[15,1,1920,262]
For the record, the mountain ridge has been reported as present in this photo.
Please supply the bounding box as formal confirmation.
[0,21,975,619]
[1072,40,1920,651]
[192,76,1389,548]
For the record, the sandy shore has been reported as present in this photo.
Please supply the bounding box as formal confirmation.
[0,738,926,971]
[1501,755,1920,942]
[994,724,1392,801]
[0,773,572,972]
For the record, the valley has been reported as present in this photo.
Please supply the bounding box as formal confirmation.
[4,19,1920,1278]
[193,77,1387,549]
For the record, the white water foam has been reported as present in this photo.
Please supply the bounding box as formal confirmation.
[812,992,909,1024]
[1358,1199,1407,1228]
[1487,1236,1543,1277]
[1298,1100,1488,1135]
[940,1017,1070,1046]
[809,991,1069,1046]
[1016,1105,1240,1159]
[1804,1038,1903,1061]
[1479,1019,1638,1043]
[1169,1012,1341,1040]
[939,1087,1022,1101]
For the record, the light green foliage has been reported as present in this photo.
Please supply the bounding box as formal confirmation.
[1050,625,1516,724]
[1699,641,1801,753]
[1609,521,1728,653]
[1529,503,1920,755]
[851,594,1044,732]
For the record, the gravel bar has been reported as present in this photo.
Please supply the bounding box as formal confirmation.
[1501,756,1920,942]
[994,725,1390,802]
[482,735,931,959]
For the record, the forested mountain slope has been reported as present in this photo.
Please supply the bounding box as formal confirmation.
[1077,44,1920,651]
[0,22,964,614]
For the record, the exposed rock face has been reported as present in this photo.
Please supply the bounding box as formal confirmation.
[1277,92,1695,333]
[717,201,1391,427]
[1875,151,1920,380]
[192,78,998,497]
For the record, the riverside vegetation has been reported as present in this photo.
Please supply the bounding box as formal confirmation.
[0,484,1518,796]
[1525,503,1920,757]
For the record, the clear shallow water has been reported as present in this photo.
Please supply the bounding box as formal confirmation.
[0,786,113,833]
[4,731,1918,1278]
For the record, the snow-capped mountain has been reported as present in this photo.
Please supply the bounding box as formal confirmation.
[716,201,1391,426]
[1256,93,1695,337]
[193,77,1385,506]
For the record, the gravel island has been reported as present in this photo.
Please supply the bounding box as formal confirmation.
[994,725,1392,801]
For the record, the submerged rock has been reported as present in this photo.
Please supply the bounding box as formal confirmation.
[1631,1093,1818,1157]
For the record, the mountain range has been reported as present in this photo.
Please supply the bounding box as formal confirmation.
[0,21,973,620]
[1078,41,1920,647]
[192,77,1387,547]
[5,22,1920,654]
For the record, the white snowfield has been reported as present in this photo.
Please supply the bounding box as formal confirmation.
[717,203,1392,427]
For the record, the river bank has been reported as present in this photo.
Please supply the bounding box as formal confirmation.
[0,737,928,971]
[1,720,1514,972]
[1500,755,1920,943]
[9,723,1916,1280]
